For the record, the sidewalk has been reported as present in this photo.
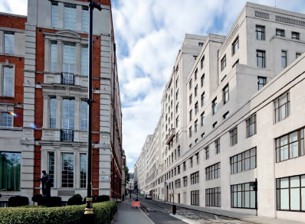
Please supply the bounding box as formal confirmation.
[169,201,305,224]
[111,197,154,224]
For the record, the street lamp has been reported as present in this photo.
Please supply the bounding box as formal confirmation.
[84,0,102,221]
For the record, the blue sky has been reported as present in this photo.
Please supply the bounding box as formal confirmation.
[1,0,305,172]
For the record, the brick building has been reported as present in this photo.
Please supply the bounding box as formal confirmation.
[0,0,123,203]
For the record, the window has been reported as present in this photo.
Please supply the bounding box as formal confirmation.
[194,120,198,133]
[281,50,287,68]
[177,146,180,157]
[80,100,87,131]
[221,55,226,71]
[1,66,14,97]
[194,69,198,80]
[246,114,256,138]
[62,98,75,130]
[0,112,13,127]
[206,187,221,207]
[4,32,14,54]
[276,128,305,162]
[291,31,300,40]
[190,171,199,184]
[48,152,55,187]
[296,52,302,58]
[63,43,76,74]
[183,176,188,187]
[64,3,76,30]
[231,182,257,209]
[175,179,181,188]
[61,153,74,187]
[191,190,200,206]
[81,6,89,32]
[230,127,238,146]
[0,152,21,191]
[194,102,198,114]
[206,162,220,180]
[230,148,257,174]
[223,84,229,104]
[194,85,198,97]
[196,153,199,165]
[51,2,58,28]
[189,110,192,121]
[232,36,239,55]
[215,139,220,154]
[200,112,205,127]
[189,126,192,138]
[256,50,266,68]
[205,147,209,160]
[189,79,192,90]
[50,41,58,72]
[175,90,179,100]
[201,92,205,107]
[274,92,290,123]
[258,76,266,90]
[183,161,186,171]
[80,153,87,188]
[276,28,285,37]
[201,74,205,87]
[256,25,265,40]
[176,116,179,128]
[212,98,217,115]
[276,174,305,211]
[200,56,205,69]
[175,103,179,113]
[190,157,193,168]
[49,97,57,128]
[189,94,192,105]
[81,46,88,76]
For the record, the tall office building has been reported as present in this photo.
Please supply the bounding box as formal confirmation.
[136,3,305,222]
[0,0,123,203]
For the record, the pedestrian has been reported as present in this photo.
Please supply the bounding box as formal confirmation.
[41,170,52,197]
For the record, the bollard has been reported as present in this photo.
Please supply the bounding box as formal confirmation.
[172,204,176,215]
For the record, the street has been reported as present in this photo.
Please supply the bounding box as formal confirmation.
[139,198,253,224]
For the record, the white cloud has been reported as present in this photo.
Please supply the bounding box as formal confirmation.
[1,0,305,173]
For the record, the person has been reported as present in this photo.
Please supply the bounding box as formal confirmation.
[41,170,52,197]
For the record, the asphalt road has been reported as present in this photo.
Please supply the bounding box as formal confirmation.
[139,198,252,224]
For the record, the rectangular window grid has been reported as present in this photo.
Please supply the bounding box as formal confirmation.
[205,187,221,207]
[274,92,290,123]
[206,162,220,180]
[190,171,199,185]
[231,182,257,209]
[230,147,257,174]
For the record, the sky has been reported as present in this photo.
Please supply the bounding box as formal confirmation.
[1,0,305,172]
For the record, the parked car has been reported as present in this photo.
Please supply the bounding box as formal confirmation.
[145,195,152,200]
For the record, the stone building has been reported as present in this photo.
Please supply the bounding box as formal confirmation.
[0,0,123,203]
[136,2,305,222]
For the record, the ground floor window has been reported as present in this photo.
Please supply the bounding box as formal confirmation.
[276,174,305,211]
[48,152,55,187]
[80,153,87,188]
[61,153,74,187]
[0,152,21,191]
[191,190,199,206]
[231,182,256,209]
[205,187,221,207]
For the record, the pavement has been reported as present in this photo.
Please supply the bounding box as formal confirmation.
[112,196,305,224]
[111,197,154,224]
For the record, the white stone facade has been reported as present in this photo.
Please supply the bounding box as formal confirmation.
[136,3,305,222]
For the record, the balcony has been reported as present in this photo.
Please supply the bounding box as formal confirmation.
[60,129,74,142]
[61,72,75,85]
[165,128,175,145]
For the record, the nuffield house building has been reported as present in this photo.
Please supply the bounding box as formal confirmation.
[135,2,305,222]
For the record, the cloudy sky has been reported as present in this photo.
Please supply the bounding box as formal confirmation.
[1,0,305,172]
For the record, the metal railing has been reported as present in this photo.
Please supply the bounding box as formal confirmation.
[61,72,75,85]
[60,129,74,142]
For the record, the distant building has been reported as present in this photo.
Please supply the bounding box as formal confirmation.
[0,0,123,203]
[135,2,305,222]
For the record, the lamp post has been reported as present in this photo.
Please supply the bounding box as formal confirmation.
[84,0,102,220]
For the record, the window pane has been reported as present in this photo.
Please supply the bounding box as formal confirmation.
[281,178,289,188]
[48,152,54,187]
[50,42,57,72]
[81,46,88,76]
[301,176,305,187]
[64,4,76,30]
[291,176,300,188]
[51,2,58,28]
[81,100,87,131]
[80,154,86,188]
[61,153,74,187]
[280,189,289,210]
[62,98,75,129]
[3,67,14,97]
[0,152,21,191]
[81,7,89,32]
[63,44,76,73]
[302,188,305,211]
[291,188,300,210]
[0,112,13,127]
[4,33,14,54]
[250,191,256,208]
[49,97,56,128]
